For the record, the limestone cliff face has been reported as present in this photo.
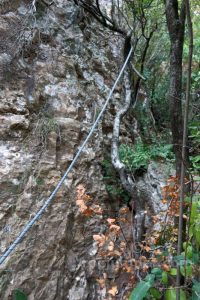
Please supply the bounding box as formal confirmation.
[0,1,171,299]
[0,1,123,299]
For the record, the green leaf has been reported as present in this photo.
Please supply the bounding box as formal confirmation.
[192,155,200,162]
[190,293,199,300]
[173,254,185,262]
[151,268,162,276]
[192,251,199,264]
[173,255,192,266]
[192,282,200,300]
[192,280,200,294]
[13,289,28,300]
[164,288,186,300]
[193,176,200,182]
[129,280,153,300]
[183,245,193,259]
[162,271,168,285]
[169,268,177,276]
[149,287,162,299]
[180,265,192,277]
[194,225,200,247]
[145,274,155,284]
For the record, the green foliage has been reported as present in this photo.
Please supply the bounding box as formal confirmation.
[119,142,150,170]
[150,268,162,276]
[119,141,174,171]
[183,243,193,259]
[131,207,200,298]
[192,280,200,300]
[191,71,200,89]
[129,269,164,300]
[13,289,27,300]
[150,144,174,160]
[169,268,177,276]
[143,70,170,130]
[184,6,200,91]
[161,271,168,285]
[180,265,192,277]
[164,288,186,300]
[101,159,130,202]
[189,119,200,171]
[129,274,155,300]
[191,155,200,170]
[148,287,161,299]
[189,196,200,248]
[38,116,59,142]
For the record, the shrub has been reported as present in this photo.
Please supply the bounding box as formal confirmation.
[119,141,174,172]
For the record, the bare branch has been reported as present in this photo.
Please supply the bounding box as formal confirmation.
[95,0,113,24]
[130,62,146,80]
[134,28,156,99]
[73,0,127,35]
[111,69,135,193]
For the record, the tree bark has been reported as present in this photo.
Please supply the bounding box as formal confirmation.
[176,0,193,297]
[111,68,147,248]
[111,69,135,194]
[165,0,186,176]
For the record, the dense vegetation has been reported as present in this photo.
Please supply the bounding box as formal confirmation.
[73,0,200,299]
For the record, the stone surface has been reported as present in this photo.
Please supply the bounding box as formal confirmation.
[0,1,122,299]
[0,1,172,299]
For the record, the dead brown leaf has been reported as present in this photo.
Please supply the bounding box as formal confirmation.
[108,286,118,296]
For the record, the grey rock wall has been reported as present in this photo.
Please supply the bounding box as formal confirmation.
[0,1,171,299]
[0,1,123,299]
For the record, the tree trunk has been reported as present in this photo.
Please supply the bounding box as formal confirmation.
[169,40,184,176]
[176,0,193,297]
[165,0,186,176]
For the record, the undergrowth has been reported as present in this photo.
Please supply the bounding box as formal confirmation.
[119,141,174,171]
[101,158,130,203]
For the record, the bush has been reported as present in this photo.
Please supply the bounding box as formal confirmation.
[119,141,174,172]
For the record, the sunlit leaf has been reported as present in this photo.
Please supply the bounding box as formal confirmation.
[162,271,168,285]
[164,288,186,300]
[169,268,177,276]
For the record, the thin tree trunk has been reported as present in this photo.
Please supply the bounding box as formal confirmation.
[176,0,193,298]
[111,69,135,194]
[165,0,186,176]
[169,41,184,176]
[111,68,147,248]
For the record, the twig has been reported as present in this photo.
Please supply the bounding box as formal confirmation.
[32,0,37,12]
[130,62,146,80]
